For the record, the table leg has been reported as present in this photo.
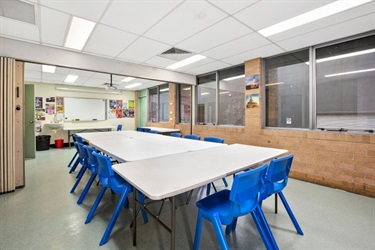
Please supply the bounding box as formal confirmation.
[133,190,137,246]
[68,130,71,149]
[171,196,176,250]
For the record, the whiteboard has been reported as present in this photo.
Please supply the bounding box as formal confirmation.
[64,97,106,121]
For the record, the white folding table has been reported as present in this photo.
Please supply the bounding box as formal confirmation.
[112,144,288,249]
[64,125,116,148]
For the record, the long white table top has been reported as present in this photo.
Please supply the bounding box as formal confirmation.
[77,130,226,162]
[141,127,180,133]
[113,144,288,200]
[63,125,116,131]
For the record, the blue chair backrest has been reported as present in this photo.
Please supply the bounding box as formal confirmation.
[84,145,97,173]
[75,142,87,165]
[136,127,143,132]
[72,134,83,143]
[92,151,115,187]
[263,154,294,195]
[185,134,200,140]
[170,132,182,138]
[204,136,224,143]
[117,125,122,131]
[143,128,151,133]
[149,130,159,134]
[227,164,268,220]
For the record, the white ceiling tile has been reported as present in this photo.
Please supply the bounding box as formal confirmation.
[277,13,375,52]
[208,0,259,14]
[184,61,231,75]
[25,70,41,82]
[68,69,95,78]
[40,7,69,46]
[83,25,137,57]
[25,63,41,71]
[235,0,335,31]
[203,32,270,60]
[39,0,110,22]
[268,2,375,42]
[221,44,285,64]
[101,0,183,35]
[117,37,170,63]
[42,72,66,83]
[144,1,228,45]
[177,17,252,53]
[143,56,177,69]
[0,16,40,42]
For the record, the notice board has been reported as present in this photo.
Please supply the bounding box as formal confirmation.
[64,97,106,121]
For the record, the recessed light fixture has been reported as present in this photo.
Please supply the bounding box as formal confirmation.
[166,54,206,70]
[201,92,210,96]
[223,74,245,81]
[64,75,78,83]
[121,77,135,82]
[160,88,169,92]
[182,87,191,91]
[125,83,142,89]
[42,65,56,73]
[65,16,96,50]
[258,0,372,37]
[266,82,285,86]
[324,68,375,78]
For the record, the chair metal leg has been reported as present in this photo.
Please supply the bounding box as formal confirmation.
[99,188,131,246]
[222,177,228,187]
[186,190,194,205]
[193,209,204,250]
[70,166,87,193]
[67,152,78,168]
[77,173,97,204]
[137,191,148,224]
[86,186,107,224]
[206,184,211,196]
[275,193,278,214]
[278,192,303,235]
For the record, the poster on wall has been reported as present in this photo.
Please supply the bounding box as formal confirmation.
[56,97,64,114]
[35,97,43,109]
[116,100,123,118]
[46,97,55,102]
[128,100,135,118]
[246,94,260,108]
[45,103,55,115]
[122,102,129,117]
[246,74,259,90]
[35,109,46,120]
[35,121,42,132]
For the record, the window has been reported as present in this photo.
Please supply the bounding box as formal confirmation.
[218,65,245,126]
[197,73,216,124]
[148,84,170,123]
[178,84,191,123]
[148,87,158,122]
[265,50,310,128]
[316,35,375,131]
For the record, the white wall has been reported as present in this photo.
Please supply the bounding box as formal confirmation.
[33,83,136,143]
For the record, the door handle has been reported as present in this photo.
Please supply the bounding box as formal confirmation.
[29,120,34,124]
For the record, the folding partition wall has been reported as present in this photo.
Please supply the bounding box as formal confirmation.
[0,57,24,194]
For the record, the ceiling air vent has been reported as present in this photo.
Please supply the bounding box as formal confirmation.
[0,0,36,25]
[158,47,194,61]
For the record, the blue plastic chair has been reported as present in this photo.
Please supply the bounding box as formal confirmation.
[117,124,122,131]
[184,134,200,140]
[77,145,98,204]
[170,132,182,138]
[193,164,278,250]
[85,152,148,246]
[204,137,228,195]
[149,130,159,134]
[68,134,83,173]
[136,127,143,132]
[143,128,151,133]
[260,154,304,235]
[70,142,88,193]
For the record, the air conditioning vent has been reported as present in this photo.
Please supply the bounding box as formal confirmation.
[0,0,36,25]
[158,47,194,61]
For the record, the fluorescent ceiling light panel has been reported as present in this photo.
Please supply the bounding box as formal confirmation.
[64,75,78,83]
[125,83,142,89]
[160,88,169,92]
[258,0,372,37]
[42,65,56,73]
[65,16,96,50]
[166,54,206,70]
[265,82,285,86]
[223,74,245,81]
[182,87,191,91]
[121,77,135,82]
[325,68,375,77]
[56,87,121,95]
[201,92,210,96]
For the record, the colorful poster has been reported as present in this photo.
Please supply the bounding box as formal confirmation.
[45,103,55,115]
[109,100,117,109]
[116,100,123,118]
[35,109,46,120]
[46,97,55,102]
[128,100,135,118]
[122,102,129,117]
[35,97,43,109]
[246,74,259,90]
[35,121,42,132]
[56,97,64,114]
[246,94,260,108]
